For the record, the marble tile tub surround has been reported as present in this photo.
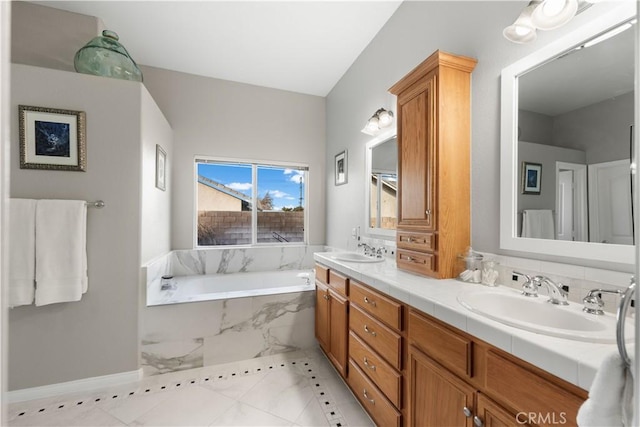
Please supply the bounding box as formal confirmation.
[314,251,633,391]
[145,245,324,298]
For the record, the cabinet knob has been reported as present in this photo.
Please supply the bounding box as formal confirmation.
[363,357,376,371]
[364,296,376,307]
[323,294,329,300]
[364,325,377,337]
[473,416,484,427]
[363,389,375,404]
[425,209,431,216]
[463,407,473,418]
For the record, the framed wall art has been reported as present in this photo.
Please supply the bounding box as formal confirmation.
[156,144,167,191]
[19,105,86,171]
[522,161,542,195]
[335,150,347,186]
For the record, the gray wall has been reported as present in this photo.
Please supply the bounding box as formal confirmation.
[325,0,622,255]
[139,65,326,249]
[8,64,153,389]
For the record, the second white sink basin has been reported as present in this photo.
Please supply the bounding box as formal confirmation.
[458,288,631,343]
[330,252,384,263]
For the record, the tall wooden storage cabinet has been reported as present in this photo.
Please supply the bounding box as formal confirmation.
[389,50,477,279]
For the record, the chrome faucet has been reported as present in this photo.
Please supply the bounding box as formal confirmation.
[534,276,569,305]
[513,271,538,298]
[358,243,374,256]
[582,288,623,315]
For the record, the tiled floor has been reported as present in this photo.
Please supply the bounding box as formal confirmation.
[7,347,374,427]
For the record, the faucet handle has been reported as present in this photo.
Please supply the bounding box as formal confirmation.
[583,288,623,315]
[513,271,538,297]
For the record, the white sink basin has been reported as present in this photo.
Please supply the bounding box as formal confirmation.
[330,252,385,263]
[458,289,632,343]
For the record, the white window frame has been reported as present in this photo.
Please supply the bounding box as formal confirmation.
[194,155,309,248]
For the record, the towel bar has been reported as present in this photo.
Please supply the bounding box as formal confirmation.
[86,200,105,208]
[616,277,635,368]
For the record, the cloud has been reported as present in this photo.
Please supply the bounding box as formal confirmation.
[284,169,305,184]
[228,182,252,191]
[268,190,289,198]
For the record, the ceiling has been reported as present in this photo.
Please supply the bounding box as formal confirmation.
[31,1,402,97]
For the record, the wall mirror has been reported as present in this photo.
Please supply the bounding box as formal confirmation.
[500,2,637,266]
[365,130,397,238]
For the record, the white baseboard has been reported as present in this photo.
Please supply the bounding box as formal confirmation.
[5,369,143,403]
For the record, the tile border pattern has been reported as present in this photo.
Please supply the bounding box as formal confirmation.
[8,355,353,427]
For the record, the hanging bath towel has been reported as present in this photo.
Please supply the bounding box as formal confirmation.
[35,200,88,306]
[521,209,555,239]
[9,199,37,307]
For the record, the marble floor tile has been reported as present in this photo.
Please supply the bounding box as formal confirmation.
[8,351,369,427]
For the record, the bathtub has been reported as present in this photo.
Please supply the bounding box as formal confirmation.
[147,269,315,306]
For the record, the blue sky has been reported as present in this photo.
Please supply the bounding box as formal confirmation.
[198,163,305,210]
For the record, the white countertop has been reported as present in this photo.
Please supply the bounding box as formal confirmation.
[314,251,620,391]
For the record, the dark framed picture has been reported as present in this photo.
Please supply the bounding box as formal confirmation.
[156,144,167,191]
[335,150,347,186]
[19,105,86,171]
[522,161,542,194]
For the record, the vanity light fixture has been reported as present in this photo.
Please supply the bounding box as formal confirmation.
[504,0,590,44]
[361,108,394,136]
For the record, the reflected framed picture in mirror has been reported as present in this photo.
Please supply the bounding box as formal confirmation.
[335,150,347,186]
[522,162,542,194]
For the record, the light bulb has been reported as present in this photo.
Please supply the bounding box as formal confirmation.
[378,110,394,128]
[365,117,379,133]
[541,0,564,17]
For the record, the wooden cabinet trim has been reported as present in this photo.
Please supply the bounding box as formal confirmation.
[328,270,349,297]
[314,263,330,285]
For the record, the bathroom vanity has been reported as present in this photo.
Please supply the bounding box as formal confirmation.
[313,253,604,427]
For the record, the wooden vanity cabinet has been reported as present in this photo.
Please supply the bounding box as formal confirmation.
[408,309,587,427]
[314,265,349,378]
[390,50,477,279]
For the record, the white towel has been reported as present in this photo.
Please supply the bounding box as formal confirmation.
[577,351,634,426]
[8,199,37,307]
[35,200,88,306]
[522,209,555,239]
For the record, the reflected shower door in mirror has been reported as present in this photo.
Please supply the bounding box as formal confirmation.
[500,2,637,265]
[517,18,634,244]
[365,131,398,238]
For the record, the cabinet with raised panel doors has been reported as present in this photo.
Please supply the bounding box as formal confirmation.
[389,50,477,279]
[314,264,349,378]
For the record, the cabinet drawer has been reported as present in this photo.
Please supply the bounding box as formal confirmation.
[397,248,436,276]
[348,359,401,427]
[328,270,348,297]
[350,280,402,331]
[485,350,584,427]
[409,310,472,379]
[350,305,402,369]
[314,264,329,285]
[397,231,436,252]
[349,331,401,408]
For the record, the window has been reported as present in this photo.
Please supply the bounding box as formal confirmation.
[196,158,308,246]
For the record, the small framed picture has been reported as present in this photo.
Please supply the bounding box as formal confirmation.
[335,150,348,186]
[19,105,86,171]
[522,161,542,194]
[156,144,167,191]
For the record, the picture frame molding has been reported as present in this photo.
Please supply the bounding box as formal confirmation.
[19,105,86,171]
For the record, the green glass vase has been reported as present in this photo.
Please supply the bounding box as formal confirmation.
[74,30,143,82]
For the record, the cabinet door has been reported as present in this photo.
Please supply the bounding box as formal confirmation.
[476,393,531,427]
[397,76,436,231]
[315,281,330,353]
[328,289,349,377]
[409,345,474,427]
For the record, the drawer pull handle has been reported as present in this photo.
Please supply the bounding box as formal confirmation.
[473,416,484,427]
[364,296,376,307]
[407,237,413,243]
[406,256,413,262]
[364,325,377,337]
[363,357,376,371]
[323,294,329,300]
[363,389,375,405]
[463,407,473,418]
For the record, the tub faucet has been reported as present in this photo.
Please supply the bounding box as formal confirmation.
[534,276,569,305]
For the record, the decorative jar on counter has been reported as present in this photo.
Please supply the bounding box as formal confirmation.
[457,247,483,283]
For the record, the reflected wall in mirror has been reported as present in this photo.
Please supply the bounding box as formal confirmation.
[517,17,634,244]
[500,2,637,266]
[365,130,397,237]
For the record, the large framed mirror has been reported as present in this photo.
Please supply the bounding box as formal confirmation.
[500,2,636,266]
[365,129,397,238]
